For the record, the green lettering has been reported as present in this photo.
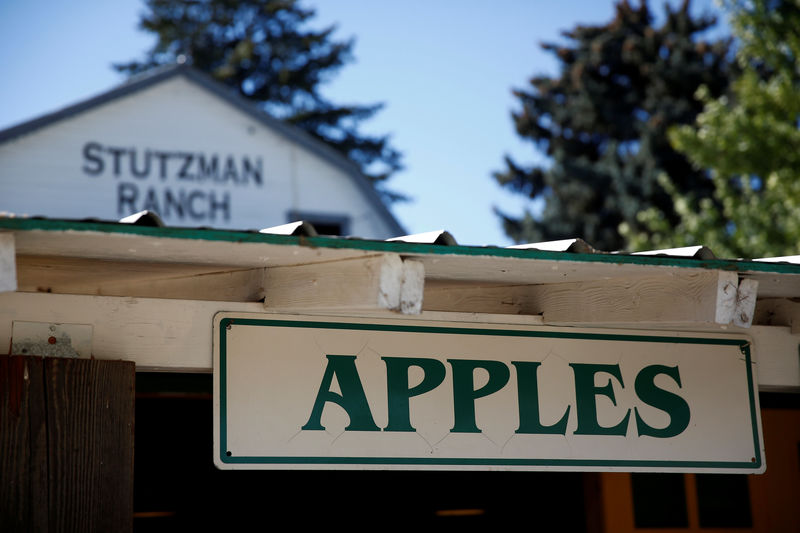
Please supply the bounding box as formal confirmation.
[570,363,631,436]
[382,357,446,432]
[634,365,691,438]
[513,361,570,434]
[449,359,510,433]
[301,355,379,432]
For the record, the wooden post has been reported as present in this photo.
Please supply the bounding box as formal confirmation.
[1,356,135,532]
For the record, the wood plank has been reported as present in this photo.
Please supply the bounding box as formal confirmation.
[44,358,134,532]
[82,268,265,301]
[1,357,135,532]
[18,254,437,305]
[19,254,428,306]
[16,255,263,301]
[0,355,47,532]
[16,255,225,289]
[754,298,800,333]
[1,356,134,532]
[28,358,48,533]
[0,292,796,390]
[422,281,532,315]
[12,229,372,269]
[534,271,731,324]
[751,325,800,392]
[263,254,424,314]
[424,271,740,326]
[0,292,263,371]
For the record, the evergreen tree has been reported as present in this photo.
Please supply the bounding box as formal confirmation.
[117,0,404,202]
[494,0,732,251]
[625,0,800,259]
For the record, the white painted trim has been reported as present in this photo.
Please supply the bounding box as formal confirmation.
[714,271,740,325]
[0,233,16,293]
[751,325,800,392]
[734,278,759,328]
[754,298,800,334]
[261,254,424,313]
[400,259,425,315]
[1,292,796,391]
[424,271,741,326]
[0,292,261,371]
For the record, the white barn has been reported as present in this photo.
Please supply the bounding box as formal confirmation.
[0,65,404,239]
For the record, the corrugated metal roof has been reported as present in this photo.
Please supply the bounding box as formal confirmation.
[259,220,318,237]
[507,238,595,254]
[754,255,800,265]
[387,230,458,246]
[107,211,800,265]
[630,245,715,260]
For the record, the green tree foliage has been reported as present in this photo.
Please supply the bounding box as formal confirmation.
[494,0,732,251]
[625,0,800,258]
[117,0,403,201]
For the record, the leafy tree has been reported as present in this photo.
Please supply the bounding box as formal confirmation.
[625,0,800,258]
[117,0,404,201]
[494,0,732,251]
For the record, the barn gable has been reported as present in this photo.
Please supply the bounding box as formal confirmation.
[0,65,404,239]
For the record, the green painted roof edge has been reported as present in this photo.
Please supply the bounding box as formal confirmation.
[3,217,800,275]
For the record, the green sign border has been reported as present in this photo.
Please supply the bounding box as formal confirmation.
[216,317,762,470]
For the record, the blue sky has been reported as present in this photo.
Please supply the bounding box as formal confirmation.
[0,0,726,246]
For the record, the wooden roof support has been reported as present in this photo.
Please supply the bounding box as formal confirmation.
[263,254,425,314]
[14,255,265,302]
[1,292,796,390]
[424,270,759,328]
[733,278,759,328]
[754,298,800,334]
[0,233,16,294]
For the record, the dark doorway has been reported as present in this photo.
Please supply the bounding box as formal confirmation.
[134,373,589,532]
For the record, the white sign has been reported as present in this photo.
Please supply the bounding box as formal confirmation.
[213,313,765,472]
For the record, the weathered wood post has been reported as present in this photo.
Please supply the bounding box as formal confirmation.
[1,355,135,532]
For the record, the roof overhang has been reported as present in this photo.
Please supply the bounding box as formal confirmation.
[1,217,799,391]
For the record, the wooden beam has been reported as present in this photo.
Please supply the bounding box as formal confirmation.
[424,271,743,326]
[263,254,425,314]
[83,268,266,302]
[422,281,531,315]
[16,253,430,308]
[0,293,536,372]
[0,233,16,294]
[0,292,796,390]
[16,255,264,302]
[751,325,800,392]
[15,254,429,307]
[754,297,800,333]
[0,292,263,371]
